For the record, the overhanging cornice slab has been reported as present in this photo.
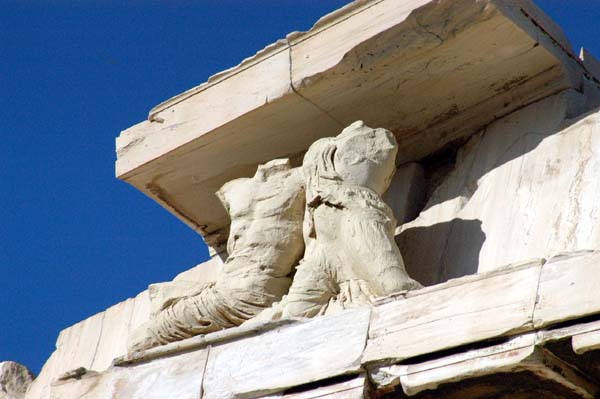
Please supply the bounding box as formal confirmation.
[116,0,587,247]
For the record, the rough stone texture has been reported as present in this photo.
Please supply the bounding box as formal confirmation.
[398,91,600,286]
[202,308,371,399]
[0,362,34,399]
[534,251,600,328]
[375,344,597,398]
[383,163,426,225]
[26,253,258,398]
[128,159,306,350]
[27,0,600,397]
[149,255,223,317]
[262,122,421,320]
[362,259,542,364]
[49,347,208,399]
[27,252,600,399]
[373,330,600,398]
[116,0,580,253]
[373,318,600,398]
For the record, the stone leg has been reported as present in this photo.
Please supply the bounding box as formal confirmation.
[339,213,422,296]
[129,273,291,351]
[282,255,338,318]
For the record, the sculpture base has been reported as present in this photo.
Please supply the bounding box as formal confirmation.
[46,251,600,398]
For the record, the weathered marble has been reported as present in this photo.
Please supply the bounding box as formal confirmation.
[128,159,305,350]
[383,162,426,226]
[173,255,223,283]
[534,251,600,328]
[25,290,151,399]
[116,0,581,254]
[0,362,34,399]
[202,309,370,399]
[372,333,598,398]
[148,255,224,315]
[25,1,600,398]
[256,121,421,320]
[362,259,542,364]
[49,347,208,399]
[28,251,600,399]
[399,91,600,285]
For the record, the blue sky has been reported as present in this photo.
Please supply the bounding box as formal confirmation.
[1,1,599,375]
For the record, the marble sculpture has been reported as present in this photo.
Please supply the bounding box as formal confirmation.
[128,121,420,351]
[128,159,305,351]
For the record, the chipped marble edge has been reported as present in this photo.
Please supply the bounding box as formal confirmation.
[112,317,301,366]
[572,329,600,355]
[147,0,376,120]
[116,251,600,367]
[112,259,544,367]
[147,0,590,123]
[373,257,546,306]
[44,250,600,398]
[536,319,600,346]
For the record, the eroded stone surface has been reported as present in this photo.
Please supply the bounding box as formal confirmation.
[399,91,600,285]
[363,260,542,364]
[251,122,421,322]
[128,159,306,351]
[0,362,34,399]
[203,308,370,399]
[49,347,208,399]
[284,122,421,318]
[116,0,581,254]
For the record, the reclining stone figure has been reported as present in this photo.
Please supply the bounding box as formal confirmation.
[262,120,422,319]
[128,158,305,351]
[128,121,421,351]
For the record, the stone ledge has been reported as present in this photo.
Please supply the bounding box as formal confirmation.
[42,250,600,398]
[115,0,586,250]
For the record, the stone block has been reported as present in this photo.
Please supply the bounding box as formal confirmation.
[534,251,600,328]
[371,333,597,398]
[0,361,34,399]
[26,290,151,399]
[202,308,371,399]
[49,347,208,399]
[383,162,426,225]
[362,260,541,364]
[398,92,600,285]
[89,299,134,371]
[116,0,583,252]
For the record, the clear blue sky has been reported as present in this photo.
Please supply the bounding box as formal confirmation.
[1,1,599,375]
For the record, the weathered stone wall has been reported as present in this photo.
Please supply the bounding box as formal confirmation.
[0,362,34,399]
[28,91,600,397]
[398,90,600,285]
[39,251,600,398]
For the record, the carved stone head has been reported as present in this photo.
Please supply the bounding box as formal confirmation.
[303,120,398,196]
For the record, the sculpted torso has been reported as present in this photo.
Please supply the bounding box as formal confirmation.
[274,121,421,318]
[128,159,305,351]
[128,121,421,351]
[220,160,305,278]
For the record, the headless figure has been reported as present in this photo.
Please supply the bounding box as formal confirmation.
[272,121,421,319]
[128,159,305,351]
